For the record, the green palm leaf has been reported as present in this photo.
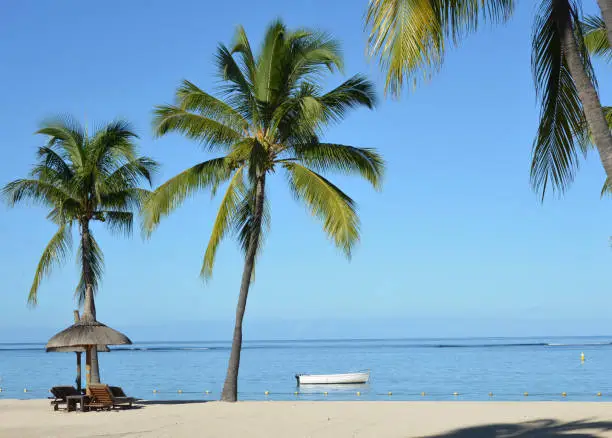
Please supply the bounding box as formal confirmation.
[582,15,611,60]
[291,143,385,190]
[2,179,74,208]
[530,0,594,198]
[366,0,514,95]
[28,224,72,305]
[201,167,246,279]
[36,116,85,169]
[284,162,359,257]
[102,211,134,236]
[153,105,243,151]
[176,80,248,132]
[143,158,234,234]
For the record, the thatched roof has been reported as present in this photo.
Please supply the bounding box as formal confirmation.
[46,319,131,351]
[47,345,111,353]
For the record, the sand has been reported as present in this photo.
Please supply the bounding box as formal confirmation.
[2,399,612,438]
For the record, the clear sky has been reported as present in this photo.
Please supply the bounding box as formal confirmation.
[0,1,611,342]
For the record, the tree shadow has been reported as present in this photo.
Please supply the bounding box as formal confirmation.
[420,419,612,438]
[137,399,210,406]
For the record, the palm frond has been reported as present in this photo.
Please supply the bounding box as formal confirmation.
[215,44,256,121]
[254,19,287,106]
[75,231,104,306]
[153,105,243,151]
[28,224,72,306]
[102,157,157,193]
[231,25,256,84]
[201,167,246,279]
[530,0,592,198]
[88,120,138,171]
[143,158,234,234]
[176,80,248,132]
[34,146,73,182]
[601,177,612,197]
[36,116,85,169]
[582,15,611,60]
[366,0,514,95]
[2,179,74,208]
[100,187,151,213]
[316,75,377,122]
[272,75,376,144]
[290,143,385,190]
[102,211,134,236]
[284,162,358,257]
[282,29,344,95]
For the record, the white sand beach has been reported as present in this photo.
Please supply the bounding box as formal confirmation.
[2,400,612,438]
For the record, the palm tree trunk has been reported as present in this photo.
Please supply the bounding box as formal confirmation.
[80,219,101,385]
[559,0,612,179]
[220,173,266,402]
[596,0,612,48]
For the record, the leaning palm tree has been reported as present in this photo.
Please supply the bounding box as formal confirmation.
[366,0,612,198]
[145,20,384,402]
[2,117,157,383]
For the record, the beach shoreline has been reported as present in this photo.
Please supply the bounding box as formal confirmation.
[3,399,612,438]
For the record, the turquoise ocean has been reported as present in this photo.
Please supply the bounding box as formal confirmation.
[1,337,611,401]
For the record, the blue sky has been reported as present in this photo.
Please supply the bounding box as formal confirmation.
[0,1,611,342]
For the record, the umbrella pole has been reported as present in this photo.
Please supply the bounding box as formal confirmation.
[76,352,82,391]
[85,346,91,388]
[73,310,82,391]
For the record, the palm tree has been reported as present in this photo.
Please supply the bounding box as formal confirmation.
[2,117,157,383]
[144,20,384,402]
[366,0,612,198]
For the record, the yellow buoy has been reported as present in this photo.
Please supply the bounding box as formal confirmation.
[388,391,392,396]
[177,389,183,393]
[356,391,361,396]
[597,392,602,397]
[421,392,426,396]
[581,352,585,362]
[264,391,269,395]
[23,388,27,393]
[152,389,157,393]
[323,391,328,396]
[561,392,567,397]
[294,391,299,395]
[453,392,458,396]
[524,392,529,396]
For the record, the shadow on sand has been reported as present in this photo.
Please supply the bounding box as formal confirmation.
[422,419,612,438]
[137,399,210,406]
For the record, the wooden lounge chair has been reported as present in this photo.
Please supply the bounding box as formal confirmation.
[49,386,82,411]
[86,384,135,410]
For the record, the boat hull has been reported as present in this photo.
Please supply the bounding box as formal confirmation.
[296,372,370,385]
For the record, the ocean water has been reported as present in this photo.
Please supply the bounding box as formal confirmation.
[1,337,611,402]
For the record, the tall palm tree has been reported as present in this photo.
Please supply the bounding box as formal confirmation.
[366,0,612,198]
[145,20,384,402]
[2,117,157,383]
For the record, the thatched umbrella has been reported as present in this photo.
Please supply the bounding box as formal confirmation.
[46,314,131,388]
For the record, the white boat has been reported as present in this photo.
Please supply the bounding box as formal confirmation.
[295,371,370,385]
